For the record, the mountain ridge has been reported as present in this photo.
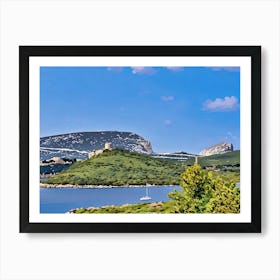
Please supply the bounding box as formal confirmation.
[40,131,153,160]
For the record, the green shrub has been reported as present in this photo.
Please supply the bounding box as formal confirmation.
[168,163,240,214]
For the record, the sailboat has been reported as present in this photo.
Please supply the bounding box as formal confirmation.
[140,184,152,201]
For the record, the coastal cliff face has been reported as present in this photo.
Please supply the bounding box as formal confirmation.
[40,131,153,160]
[199,142,233,156]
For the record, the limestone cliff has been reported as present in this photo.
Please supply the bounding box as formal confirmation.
[199,142,233,156]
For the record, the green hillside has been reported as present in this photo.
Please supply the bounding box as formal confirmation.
[45,149,240,186]
[45,149,186,186]
[186,150,240,167]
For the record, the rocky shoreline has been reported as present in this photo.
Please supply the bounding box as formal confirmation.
[67,201,164,213]
[40,183,175,189]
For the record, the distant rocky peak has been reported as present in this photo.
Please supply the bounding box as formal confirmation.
[199,142,233,156]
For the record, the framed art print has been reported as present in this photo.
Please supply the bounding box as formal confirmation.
[19,46,261,233]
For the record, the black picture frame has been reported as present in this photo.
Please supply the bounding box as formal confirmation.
[19,46,261,233]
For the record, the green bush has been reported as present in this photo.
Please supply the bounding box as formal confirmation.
[168,163,240,213]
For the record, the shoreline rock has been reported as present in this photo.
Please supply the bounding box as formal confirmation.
[40,183,176,189]
[67,201,164,213]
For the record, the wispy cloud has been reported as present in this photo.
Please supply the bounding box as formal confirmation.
[210,67,240,72]
[161,96,174,102]
[226,131,238,141]
[224,131,239,148]
[225,131,238,141]
[108,66,184,75]
[166,67,184,72]
[203,96,239,112]
[107,67,123,73]
[131,67,157,75]
[164,120,172,125]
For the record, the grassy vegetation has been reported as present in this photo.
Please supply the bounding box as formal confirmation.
[46,149,186,185]
[46,149,240,186]
[185,150,240,167]
[71,201,175,214]
[185,150,240,183]
[71,164,240,214]
[214,170,240,183]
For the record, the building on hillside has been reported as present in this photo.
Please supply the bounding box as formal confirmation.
[88,142,112,159]
[105,142,112,150]
[205,165,220,171]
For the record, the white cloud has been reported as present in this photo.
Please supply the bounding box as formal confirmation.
[108,66,185,75]
[107,67,123,73]
[161,96,174,102]
[225,131,239,143]
[210,67,240,72]
[164,120,172,125]
[131,67,156,75]
[203,96,239,112]
[166,67,184,72]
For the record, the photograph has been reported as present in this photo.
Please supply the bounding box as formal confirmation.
[39,65,241,215]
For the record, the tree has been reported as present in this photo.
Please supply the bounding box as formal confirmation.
[204,176,240,213]
[168,163,240,213]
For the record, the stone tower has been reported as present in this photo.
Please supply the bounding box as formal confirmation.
[105,142,112,150]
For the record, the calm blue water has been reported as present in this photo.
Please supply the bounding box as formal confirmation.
[40,185,182,213]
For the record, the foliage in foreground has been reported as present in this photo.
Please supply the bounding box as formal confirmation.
[71,201,175,214]
[168,163,240,213]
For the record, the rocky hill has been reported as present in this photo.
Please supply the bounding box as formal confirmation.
[199,142,233,156]
[40,131,153,160]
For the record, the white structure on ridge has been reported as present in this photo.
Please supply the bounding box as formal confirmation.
[88,142,112,159]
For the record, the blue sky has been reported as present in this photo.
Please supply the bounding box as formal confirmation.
[40,66,240,154]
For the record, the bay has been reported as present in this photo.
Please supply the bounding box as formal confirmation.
[40,185,182,213]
